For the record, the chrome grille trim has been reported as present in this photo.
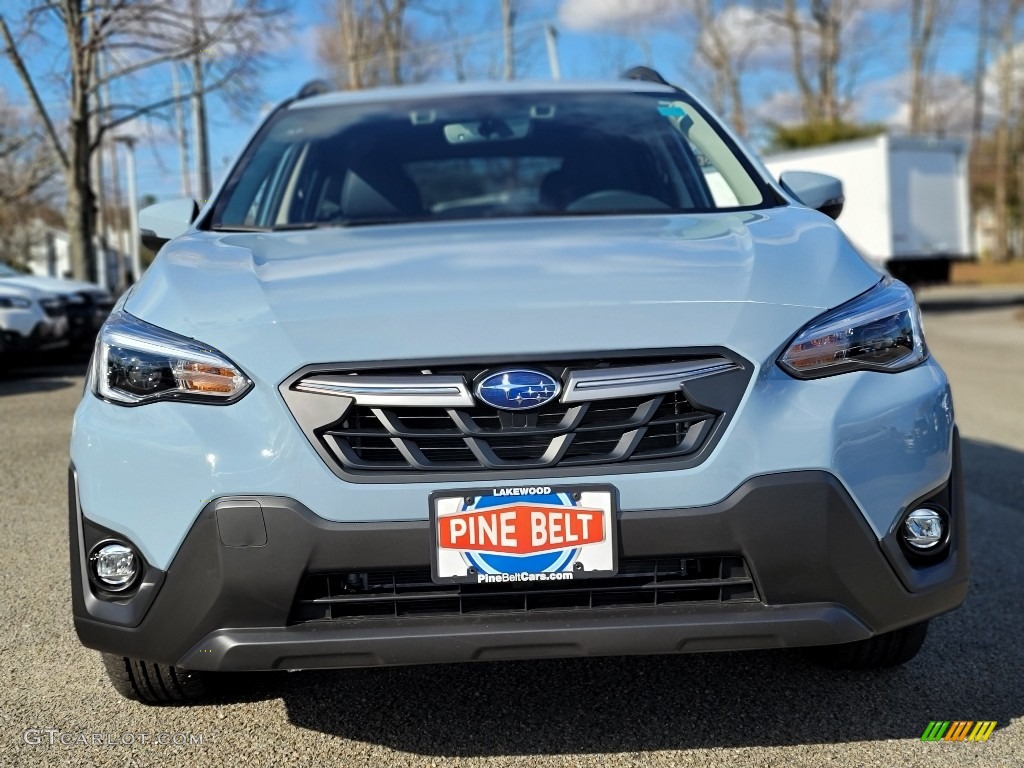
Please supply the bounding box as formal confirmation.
[295,359,739,408]
[279,350,753,481]
[294,374,474,407]
[562,359,739,402]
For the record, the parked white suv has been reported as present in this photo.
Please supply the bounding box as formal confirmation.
[0,282,68,360]
[0,263,112,348]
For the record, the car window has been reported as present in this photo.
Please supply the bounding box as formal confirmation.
[658,100,762,208]
[210,91,771,231]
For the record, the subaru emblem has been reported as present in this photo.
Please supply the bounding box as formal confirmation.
[475,369,561,411]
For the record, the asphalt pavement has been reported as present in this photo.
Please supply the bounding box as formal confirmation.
[1,284,1021,768]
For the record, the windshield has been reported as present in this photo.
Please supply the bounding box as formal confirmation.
[209,91,771,231]
[0,264,21,277]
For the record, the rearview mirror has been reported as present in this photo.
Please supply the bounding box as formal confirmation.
[443,117,530,144]
[139,199,200,253]
[779,171,844,220]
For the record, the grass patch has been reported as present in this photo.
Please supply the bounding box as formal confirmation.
[951,260,1024,285]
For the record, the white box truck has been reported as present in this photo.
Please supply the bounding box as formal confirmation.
[764,135,972,283]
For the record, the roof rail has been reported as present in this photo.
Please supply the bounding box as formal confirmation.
[297,79,333,100]
[621,66,671,86]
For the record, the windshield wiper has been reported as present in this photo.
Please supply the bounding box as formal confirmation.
[271,217,429,231]
[336,216,428,228]
[271,222,323,231]
[209,224,272,233]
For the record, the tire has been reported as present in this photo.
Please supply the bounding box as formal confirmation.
[807,621,929,669]
[101,652,213,705]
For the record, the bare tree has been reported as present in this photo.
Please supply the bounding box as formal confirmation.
[1,1,289,282]
[908,0,953,133]
[0,97,59,267]
[320,0,419,89]
[334,0,367,88]
[991,0,1023,261]
[768,0,819,121]
[690,0,762,138]
[416,0,476,82]
[377,0,409,84]
[971,0,990,144]
[0,99,56,212]
[176,1,290,199]
[429,2,469,81]
[761,0,868,124]
[809,0,843,122]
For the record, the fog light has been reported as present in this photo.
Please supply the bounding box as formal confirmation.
[90,542,139,590]
[902,508,945,550]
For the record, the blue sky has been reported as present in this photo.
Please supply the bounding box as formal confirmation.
[0,0,984,209]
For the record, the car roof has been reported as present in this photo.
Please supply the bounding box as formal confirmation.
[288,79,681,111]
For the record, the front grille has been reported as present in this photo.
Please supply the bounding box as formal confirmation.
[282,352,753,477]
[291,556,759,623]
[327,391,715,472]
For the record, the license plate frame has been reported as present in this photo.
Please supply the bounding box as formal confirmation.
[429,484,618,585]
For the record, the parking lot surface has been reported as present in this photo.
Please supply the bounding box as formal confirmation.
[1,285,1021,767]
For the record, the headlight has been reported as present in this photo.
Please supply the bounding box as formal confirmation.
[93,310,252,405]
[779,278,927,378]
[0,296,32,309]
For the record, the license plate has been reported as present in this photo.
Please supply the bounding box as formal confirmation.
[429,485,617,585]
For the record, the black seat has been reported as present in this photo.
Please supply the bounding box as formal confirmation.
[341,162,424,220]
[539,149,669,211]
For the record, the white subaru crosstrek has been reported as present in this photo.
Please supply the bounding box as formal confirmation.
[70,70,965,704]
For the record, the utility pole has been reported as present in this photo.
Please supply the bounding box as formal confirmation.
[545,24,561,80]
[101,52,126,292]
[115,137,143,284]
[171,63,193,198]
[502,0,515,80]
[189,0,211,200]
[190,54,211,200]
[90,9,108,289]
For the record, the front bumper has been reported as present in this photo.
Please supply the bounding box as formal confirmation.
[4,318,69,352]
[71,448,967,672]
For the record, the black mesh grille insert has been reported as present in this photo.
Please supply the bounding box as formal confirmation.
[290,556,759,622]
[326,394,715,473]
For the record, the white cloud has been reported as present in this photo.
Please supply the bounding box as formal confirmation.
[751,89,804,127]
[558,0,678,32]
[700,6,792,67]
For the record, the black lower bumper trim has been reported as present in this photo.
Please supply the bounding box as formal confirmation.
[179,604,870,671]
[71,452,967,671]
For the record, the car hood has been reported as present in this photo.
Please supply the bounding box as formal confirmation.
[2,274,105,296]
[125,210,883,382]
[0,281,53,300]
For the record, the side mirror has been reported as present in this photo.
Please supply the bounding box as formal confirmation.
[779,171,844,220]
[139,199,200,253]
